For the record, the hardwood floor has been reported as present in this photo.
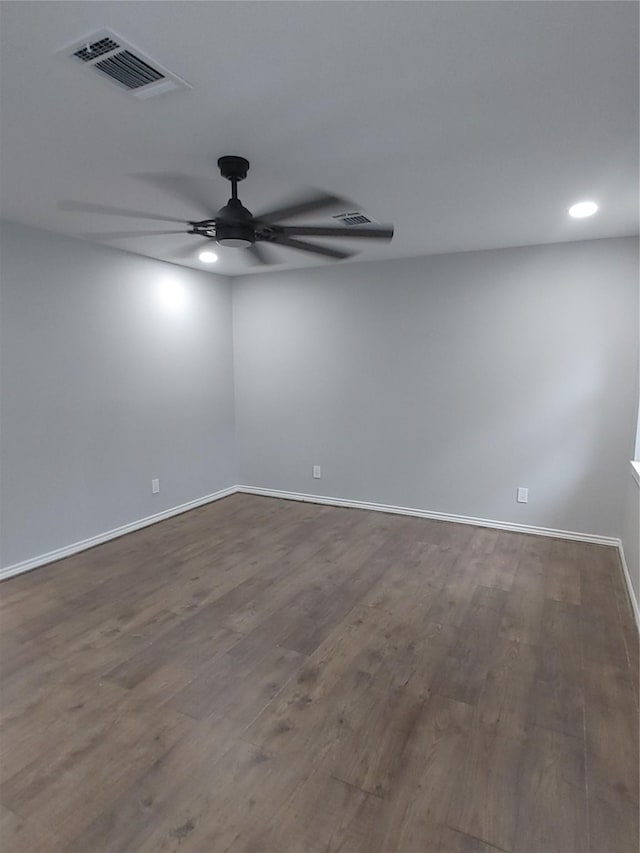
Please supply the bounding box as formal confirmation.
[0,494,638,852]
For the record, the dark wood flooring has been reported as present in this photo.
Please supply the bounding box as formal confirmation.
[0,494,638,852]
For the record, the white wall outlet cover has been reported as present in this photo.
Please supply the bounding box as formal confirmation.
[312,465,321,479]
[517,487,529,503]
[152,478,160,494]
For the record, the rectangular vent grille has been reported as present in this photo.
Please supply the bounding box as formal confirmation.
[74,37,119,62]
[332,211,374,226]
[59,28,190,98]
[95,50,165,90]
[343,214,372,225]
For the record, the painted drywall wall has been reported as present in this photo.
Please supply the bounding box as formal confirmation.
[233,237,639,539]
[2,223,637,572]
[621,468,639,616]
[0,221,236,568]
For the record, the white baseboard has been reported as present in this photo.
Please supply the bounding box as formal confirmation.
[0,486,238,582]
[239,485,640,633]
[617,541,640,631]
[3,484,635,636]
[237,485,620,547]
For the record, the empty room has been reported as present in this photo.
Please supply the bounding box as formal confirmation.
[0,1,638,851]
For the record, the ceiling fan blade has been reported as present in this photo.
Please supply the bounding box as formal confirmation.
[244,243,278,266]
[58,201,187,225]
[173,239,215,259]
[269,235,355,260]
[132,172,219,220]
[254,190,347,223]
[79,229,188,240]
[276,224,394,240]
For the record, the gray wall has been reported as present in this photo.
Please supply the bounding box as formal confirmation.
[2,223,637,572]
[621,470,639,613]
[233,237,638,539]
[0,221,236,568]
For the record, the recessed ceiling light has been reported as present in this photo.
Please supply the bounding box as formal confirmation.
[199,250,218,263]
[568,201,598,218]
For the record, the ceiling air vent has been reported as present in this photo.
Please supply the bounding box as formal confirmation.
[332,211,374,226]
[59,29,190,99]
[73,36,119,62]
[95,51,164,90]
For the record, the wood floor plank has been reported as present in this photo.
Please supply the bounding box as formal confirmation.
[582,661,636,714]
[243,604,415,761]
[0,495,636,852]
[437,825,511,852]
[63,714,245,853]
[433,586,508,706]
[447,723,525,852]
[499,552,546,646]
[588,789,639,853]
[276,525,407,656]
[586,694,639,807]
[581,613,628,668]
[580,552,621,626]
[468,527,502,556]
[513,725,587,853]
[3,699,192,851]
[372,693,474,853]
[621,619,640,710]
[425,549,487,629]
[169,641,305,723]
[0,803,28,842]
[474,637,538,738]
[324,616,456,799]
[227,771,382,853]
[101,577,271,689]
[133,739,315,853]
[544,556,581,606]
[533,599,585,738]
[362,543,456,614]
[469,529,524,592]
[0,678,129,781]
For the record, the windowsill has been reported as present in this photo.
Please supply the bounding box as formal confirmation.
[632,461,640,488]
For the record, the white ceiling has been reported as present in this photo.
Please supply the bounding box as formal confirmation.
[0,1,637,276]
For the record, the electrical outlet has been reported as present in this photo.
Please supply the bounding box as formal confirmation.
[312,465,321,479]
[517,487,528,503]
[152,478,160,494]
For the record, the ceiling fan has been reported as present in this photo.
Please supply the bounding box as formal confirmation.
[59,156,394,266]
